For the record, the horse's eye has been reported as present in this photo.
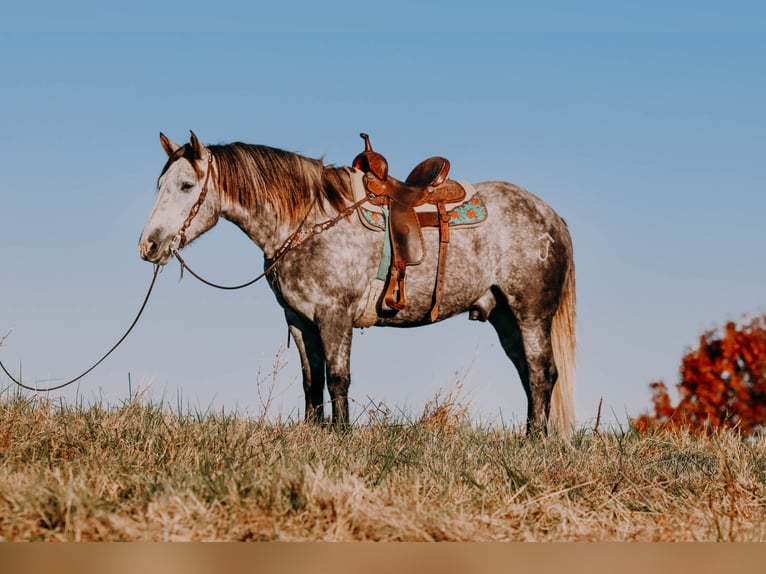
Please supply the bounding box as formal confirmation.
[180,182,194,191]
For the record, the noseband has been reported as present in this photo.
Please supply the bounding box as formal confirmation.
[170,150,214,253]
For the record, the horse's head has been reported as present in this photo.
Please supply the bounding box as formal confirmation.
[139,131,220,265]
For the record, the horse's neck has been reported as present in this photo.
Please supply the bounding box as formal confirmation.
[218,167,345,259]
[218,198,288,259]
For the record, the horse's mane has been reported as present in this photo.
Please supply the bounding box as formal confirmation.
[207,143,352,227]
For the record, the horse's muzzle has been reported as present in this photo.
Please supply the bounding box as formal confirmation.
[139,232,172,265]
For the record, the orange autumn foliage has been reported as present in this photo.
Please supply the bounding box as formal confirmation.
[634,315,766,435]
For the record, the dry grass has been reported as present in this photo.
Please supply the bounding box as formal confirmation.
[0,388,765,541]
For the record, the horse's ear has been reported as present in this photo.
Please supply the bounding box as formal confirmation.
[189,130,205,159]
[160,132,180,156]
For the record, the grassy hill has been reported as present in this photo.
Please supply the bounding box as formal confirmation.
[0,390,764,541]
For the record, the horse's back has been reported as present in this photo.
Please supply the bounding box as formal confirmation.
[476,180,571,250]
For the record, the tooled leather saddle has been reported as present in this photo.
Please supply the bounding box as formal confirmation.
[352,133,467,322]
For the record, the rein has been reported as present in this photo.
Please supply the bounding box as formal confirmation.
[0,265,161,392]
[172,182,375,290]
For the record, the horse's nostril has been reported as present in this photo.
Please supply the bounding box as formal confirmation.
[139,235,159,259]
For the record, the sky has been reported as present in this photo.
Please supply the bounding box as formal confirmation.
[0,2,764,429]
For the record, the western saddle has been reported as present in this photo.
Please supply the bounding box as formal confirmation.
[352,133,467,322]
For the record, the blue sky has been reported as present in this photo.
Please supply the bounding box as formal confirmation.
[1,3,764,428]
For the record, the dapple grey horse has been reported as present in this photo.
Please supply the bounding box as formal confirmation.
[139,132,576,435]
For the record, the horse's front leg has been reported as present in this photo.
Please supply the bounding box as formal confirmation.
[317,312,354,428]
[285,310,326,424]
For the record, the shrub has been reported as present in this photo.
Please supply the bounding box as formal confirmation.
[634,315,766,435]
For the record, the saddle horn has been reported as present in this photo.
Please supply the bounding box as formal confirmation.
[352,133,389,180]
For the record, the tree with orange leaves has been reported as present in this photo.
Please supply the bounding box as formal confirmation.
[634,315,766,435]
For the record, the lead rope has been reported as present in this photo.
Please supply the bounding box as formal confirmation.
[0,265,161,392]
[0,166,372,391]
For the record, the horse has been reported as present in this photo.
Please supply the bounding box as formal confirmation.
[139,131,576,436]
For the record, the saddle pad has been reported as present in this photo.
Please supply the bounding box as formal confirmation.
[346,167,487,232]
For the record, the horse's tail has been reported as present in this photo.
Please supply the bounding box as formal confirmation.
[549,260,576,437]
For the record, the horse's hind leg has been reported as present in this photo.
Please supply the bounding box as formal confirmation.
[488,301,533,428]
[489,296,557,435]
[517,317,558,435]
[285,310,326,423]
